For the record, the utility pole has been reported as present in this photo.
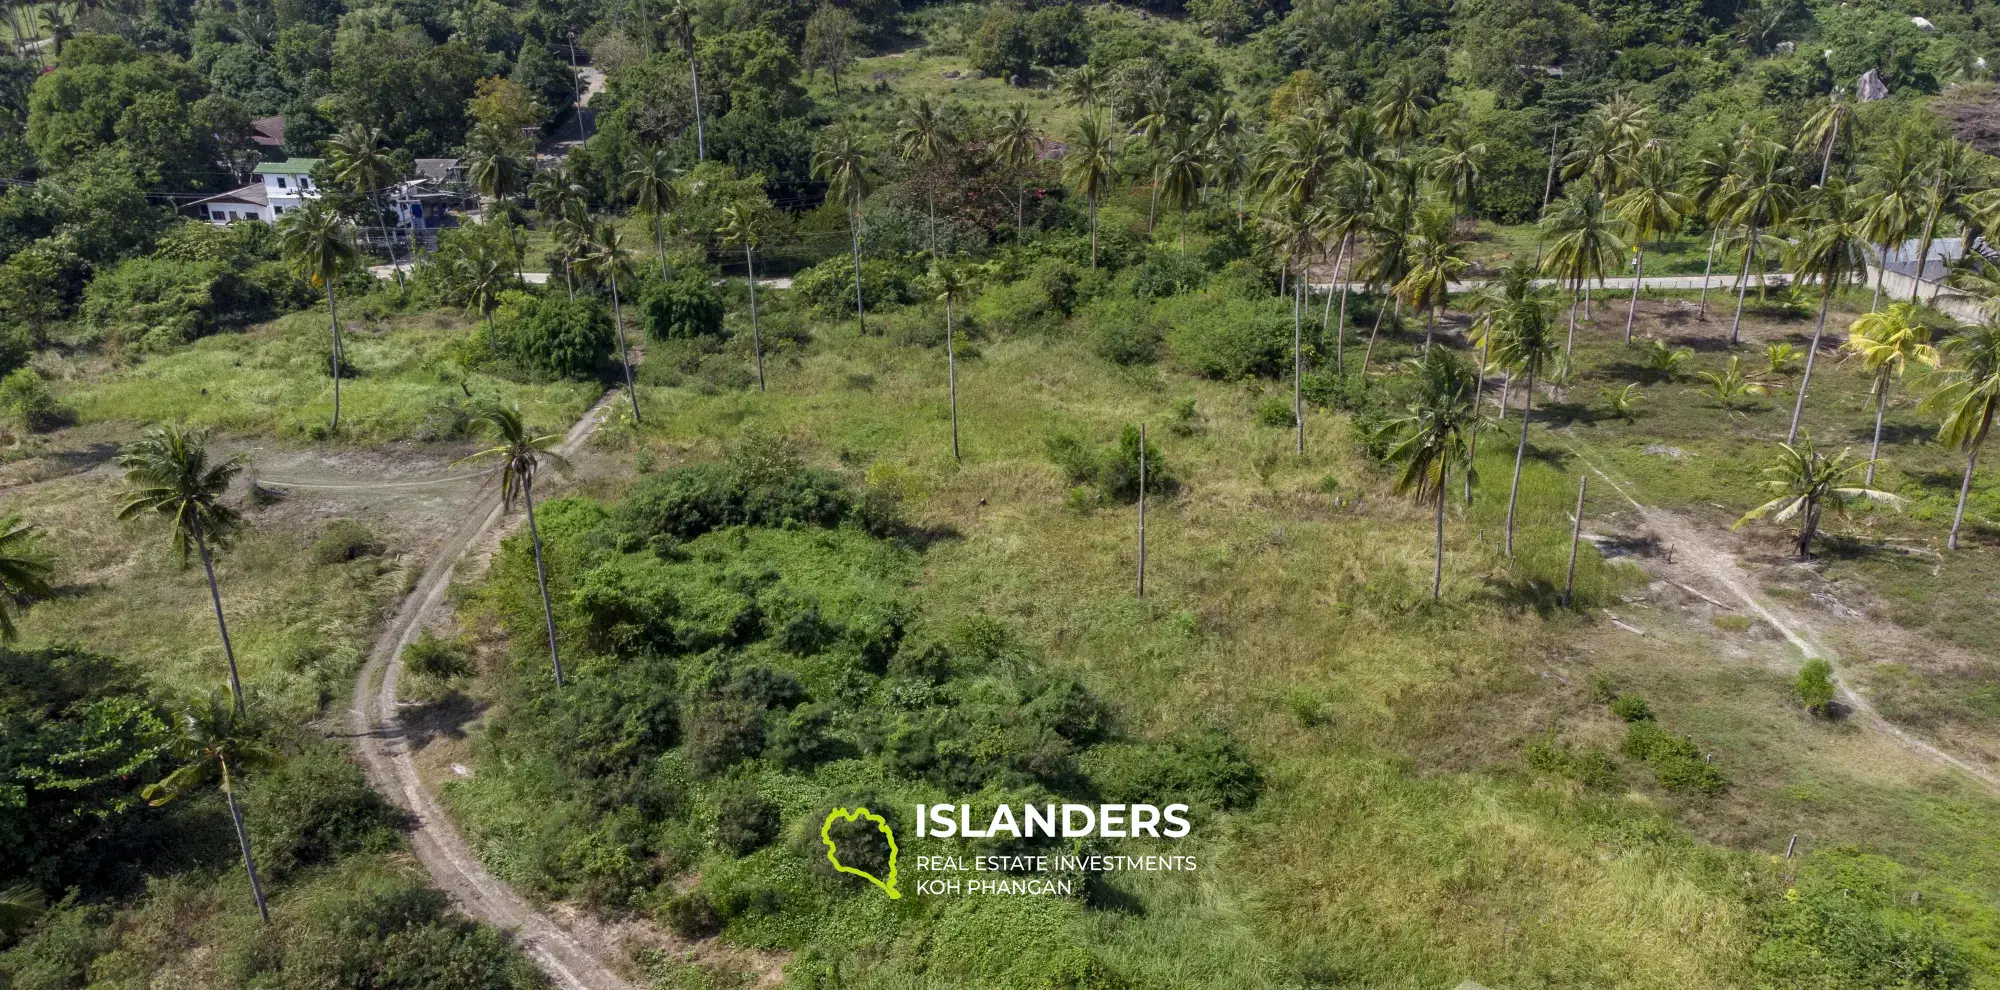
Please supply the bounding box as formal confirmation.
[1535,123,1561,268]
[1137,424,1147,600]
[568,32,589,143]
[1562,474,1587,607]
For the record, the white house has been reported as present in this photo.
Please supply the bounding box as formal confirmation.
[186,157,323,225]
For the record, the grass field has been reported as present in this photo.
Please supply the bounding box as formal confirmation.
[430,275,2000,987]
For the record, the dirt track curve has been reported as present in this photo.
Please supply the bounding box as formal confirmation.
[345,390,640,990]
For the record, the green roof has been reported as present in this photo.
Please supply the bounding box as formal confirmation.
[253,158,321,175]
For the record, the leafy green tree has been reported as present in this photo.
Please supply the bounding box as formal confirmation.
[115,424,246,711]
[991,103,1041,233]
[1395,200,1468,350]
[1487,288,1560,556]
[512,39,578,134]
[1843,304,1941,485]
[275,198,355,433]
[1920,321,2000,549]
[466,120,527,209]
[803,4,858,95]
[1859,136,1925,312]
[142,691,280,922]
[1783,181,1872,443]
[1384,347,1478,599]
[1794,658,1836,716]
[1906,138,1986,306]
[458,404,569,686]
[662,0,705,160]
[1062,114,1114,269]
[1717,140,1797,345]
[812,125,870,329]
[623,145,679,282]
[579,219,641,423]
[0,514,52,641]
[1733,438,1898,559]
[1372,68,1430,150]
[25,35,216,182]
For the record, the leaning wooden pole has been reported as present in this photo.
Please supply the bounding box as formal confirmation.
[1137,423,1147,600]
[1562,473,1587,607]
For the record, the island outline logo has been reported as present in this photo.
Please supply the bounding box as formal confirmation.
[821,806,901,899]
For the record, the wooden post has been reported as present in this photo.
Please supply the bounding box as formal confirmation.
[1784,834,1797,859]
[1137,423,1147,600]
[1562,474,1587,607]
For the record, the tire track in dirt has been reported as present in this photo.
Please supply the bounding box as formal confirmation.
[345,390,641,990]
[1563,438,2000,796]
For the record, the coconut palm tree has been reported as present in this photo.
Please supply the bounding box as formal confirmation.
[662,0,705,160]
[443,234,516,334]
[1860,136,1927,312]
[1395,200,1467,350]
[1373,68,1431,150]
[1608,148,1689,343]
[143,692,280,922]
[1796,93,1858,185]
[579,220,641,423]
[530,165,589,298]
[718,201,766,392]
[812,126,871,329]
[0,514,53,641]
[1906,138,1986,305]
[1431,121,1485,217]
[1540,186,1626,354]
[275,199,355,433]
[1063,115,1116,270]
[1466,261,1544,499]
[1314,164,1375,374]
[1256,112,1340,212]
[115,424,247,711]
[1784,180,1873,442]
[1844,303,1942,485]
[1131,79,1183,233]
[1716,141,1798,345]
[0,883,45,939]
[1733,439,1900,559]
[896,97,954,256]
[459,404,569,682]
[1267,199,1319,453]
[992,103,1041,234]
[1159,126,1204,248]
[931,260,971,462]
[466,121,527,210]
[1920,321,2000,549]
[326,123,396,257]
[1058,64,1102,110]
[1684,137,1737,319]
[1487,289,1561,556]
[623,145,680,281]
[1384,347,1478,598]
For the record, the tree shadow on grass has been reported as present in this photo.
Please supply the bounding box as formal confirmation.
[1482,573,1574,618]
[1535,399,1613,427]
[1862,422,1937,447]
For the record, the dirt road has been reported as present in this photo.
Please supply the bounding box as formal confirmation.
[344,390,640,990]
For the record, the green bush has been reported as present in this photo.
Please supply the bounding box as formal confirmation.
[1622,722,1727,795]
[1253,395,1294,428]
[1161,293,1292,379]
[0,368,64,432]
[1082,731,1262,810]
[244,745,401,879]
[713,787,779,856]
[404,632,474,682]
[489,292,613,380]
[793,255,918,315]
[1753,851,1971,989]
[308,519,381,565]
[1045,426,1171,504]
[637,275,724,340]
[1522,736,1622,789]
[1795,658,1837,716]
[1610,693,1654,722]
[78,256,263,349]
[1083,295,1162,365]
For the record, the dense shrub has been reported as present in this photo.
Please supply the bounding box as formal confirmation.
[244,745,401,879]
[404,632,474,682]
[1083,295,1162,365]
[1082,731,1262,811]
[489,293,613,380]
[1622,722,1727,795]
[1796,658,1837,716]
[1610,693,1654,722]
[793,255,919,315]
[713,788,779,855]
[78,257,261,348]
[1253,395,1294,428]
[1160,293,1293,379]
[614,440,895,543]
[1128,247,1209,298]
[1523,736,1623,789]
[0,368,64,432]
[308,519,381,564]
[1045,426,1170,503]
[1753,851,1971,989]
[637,275,724,340]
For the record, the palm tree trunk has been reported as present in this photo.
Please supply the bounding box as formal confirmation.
[608,277,640,424]
[746,245,763,392]
[1797,501,1821,560]
[1505,367,1536,557]
[222,760,270,923]
[194,515,245,714]
[1361,300,1391,377]
[1698,227,1719,318]
[1565,288,1579,356]
[1866,372,1890,487]
[1332,237,1351,376]
[947,293,959,462]
[1787,285,1832,443]
[326,281,343,433]
[849,206,868,333]
[1730,227,1758,345]
[1432,480,1446,600]
[1625,244,1644,343]
[1147,169,1159,233]
[1910,189,1943,304]
[1423,307,1435,349]
[1466,338,1488,505]
[1872,242,1889,311]
[927,188,938,257]
[1947,410,1991,550]
[1088,196,1098,270]
[688,51,706,161]
[656,216,667,283]
[521,471,565,687]
[1293,272,1303,454]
